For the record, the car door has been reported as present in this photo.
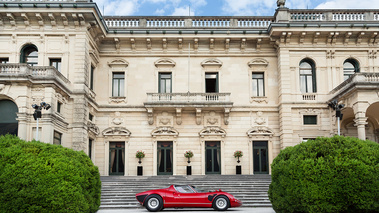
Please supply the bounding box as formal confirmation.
[173,186,211,207]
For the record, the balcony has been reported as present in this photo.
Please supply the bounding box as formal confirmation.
[0,63,71,91]
[144,92,232,107]
[329,73,379,100]
[144,92,233,125]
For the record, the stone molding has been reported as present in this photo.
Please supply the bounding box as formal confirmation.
[151,127,179,137]
[247,126,274,137]
[199,126,226,138]
[102,127,131,137]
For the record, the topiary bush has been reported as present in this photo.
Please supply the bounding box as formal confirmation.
[0,134,101,213]
[269,136,379,213]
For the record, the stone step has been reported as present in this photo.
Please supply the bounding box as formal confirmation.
[99,175,272,209]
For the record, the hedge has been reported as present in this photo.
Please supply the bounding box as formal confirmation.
[268,136,379,213]
[0,134,101,213]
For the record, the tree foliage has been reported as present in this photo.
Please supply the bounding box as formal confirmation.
[269,136,379,213]
[0,134,101,213]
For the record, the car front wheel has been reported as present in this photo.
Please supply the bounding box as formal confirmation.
[213,195,229,211]
[145,195,163,212]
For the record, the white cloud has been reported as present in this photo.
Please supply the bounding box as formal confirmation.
[189,0,207,8]
[94,0,140,16]
[315,0,379,9]
[171,6,195,16]
[155,8,165,15]
[222,0,276,16]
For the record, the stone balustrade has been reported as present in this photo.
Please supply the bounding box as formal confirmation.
[146,92,231,103]
[290,10,379,22]
[104,17,274,29]
[0,63,70,85]
[330,72,379,94]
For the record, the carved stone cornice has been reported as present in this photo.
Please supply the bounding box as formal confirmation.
[199,127,226,138]
[154,58,176,68]
[151,127,179,137]
[247,126,274,137]
[102,127,131,137]
[201,58,223,68]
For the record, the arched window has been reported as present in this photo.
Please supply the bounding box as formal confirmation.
[299,59,316,93]
[0,100,19,136]
[21,45,38,66]
[343,59,359,80]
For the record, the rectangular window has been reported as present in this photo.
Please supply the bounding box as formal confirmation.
[303,115,317,125]
[89,113,93,121]
[112,72,125,97]
[89,139,93,159]
[90,65,95,90]
[159,73,172,93]
[57,101,62,113]
[252,72,265,96]
[50,58,62,72]
[53,131,62,145]
[302,138,316,142]
[0,58,9,63]
[205,73,218,93]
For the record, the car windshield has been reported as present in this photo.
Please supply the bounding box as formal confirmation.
[190,185,208,193]
[174,185,196,193]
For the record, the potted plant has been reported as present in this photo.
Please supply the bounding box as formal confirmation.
[136,150,145,176]
[184,150,194,175]
[184,150,194,163]
[136,150,145,164]
[234,150,243,175]
[234,150,243,163]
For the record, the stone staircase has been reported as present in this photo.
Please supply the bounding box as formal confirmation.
[100,175,272,209]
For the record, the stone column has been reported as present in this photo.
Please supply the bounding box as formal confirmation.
[16,112,28,140]
[354,116,368,140]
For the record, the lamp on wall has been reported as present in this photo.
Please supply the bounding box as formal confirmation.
[32,102,51,141]
[328,99,345,135]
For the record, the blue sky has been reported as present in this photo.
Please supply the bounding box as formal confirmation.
[93,0,379,16]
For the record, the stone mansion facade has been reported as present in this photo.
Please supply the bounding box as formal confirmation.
[0,0,378,176]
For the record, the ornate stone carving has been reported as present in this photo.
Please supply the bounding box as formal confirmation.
[224,108,231,125]
[176,108,182,125]
[102,127,131,137]
[199,127,227,137]
[87,121,100,135]
[154,58,176,68]
[151,127,179,137]
[253,111,267,126]
[204,111,220,126]
[200,58,223,68]
[112,117,123,125]
[247,126,274,137]
[196,108,202,125]
[277,0,285,8]
[251,97,268,104]
[147,108,154,125]
[248,58,269,68]
[157,111,173,126]
[109,97,126,104]
[107,59,129,69]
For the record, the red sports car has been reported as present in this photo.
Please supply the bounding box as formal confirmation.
[136,185,242,211]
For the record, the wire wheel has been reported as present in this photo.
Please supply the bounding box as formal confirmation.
[145,195,163,212]
[213,196,229,211]
[147,197,159,209]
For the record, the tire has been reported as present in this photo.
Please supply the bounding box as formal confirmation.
[212,195,230,211]
[145,195,163,212]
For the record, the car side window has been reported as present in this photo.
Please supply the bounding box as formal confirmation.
[175,185,194,193]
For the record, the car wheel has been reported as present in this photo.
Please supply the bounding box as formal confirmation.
[213,195,229,211]
[145,195,163,212]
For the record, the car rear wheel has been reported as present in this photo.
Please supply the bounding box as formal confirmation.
[213,195,229,211]
[145,195,163,212]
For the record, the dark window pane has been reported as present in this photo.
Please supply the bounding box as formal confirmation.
[0,58,9,64]
[304,115,317,125]
[50,58,62,72]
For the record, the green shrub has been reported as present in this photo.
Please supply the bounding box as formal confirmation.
[268,136,379,213]
[0,134,101,213]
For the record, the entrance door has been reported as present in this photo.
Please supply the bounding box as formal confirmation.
[253,141,268,174]
[157,142,173,175]
[205,141,221,174]
[109,142,125,175]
